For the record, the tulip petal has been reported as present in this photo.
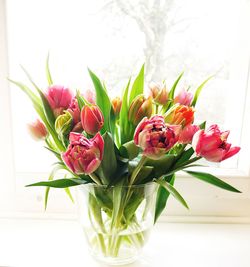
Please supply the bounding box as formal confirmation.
[223,146,241,161]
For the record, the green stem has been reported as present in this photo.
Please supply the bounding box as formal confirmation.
[89,173,102,185]
[155,104,159,114]
[130,155,147,185]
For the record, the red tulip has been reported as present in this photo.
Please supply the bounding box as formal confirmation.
[46,85,73,117]
[174,89,193,106]
[134,115,180,159]
[27,119,47,140]
[81,105,104,135]
[192,124,240,162]
[179,124,200,144]
[62,132,104,174]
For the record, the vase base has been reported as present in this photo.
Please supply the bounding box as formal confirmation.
[92,250,142,266]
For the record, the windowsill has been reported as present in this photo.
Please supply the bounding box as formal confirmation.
[0,219,250,267]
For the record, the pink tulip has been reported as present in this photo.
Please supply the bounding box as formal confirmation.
[174,89,193,106]
[81,105,104,135]
[179,124,200,144]
[27,119,47,140]
[62,132,104,175]
[134,115,180,159]
[68,97,81,124]
[192,124,240,162]
[83,89,96,104]
[46,85,73,117]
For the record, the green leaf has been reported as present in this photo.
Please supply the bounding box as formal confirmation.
[191,76,213,107]
[88,68,112,135]
[154,174,175,223]
[119,140,139,160]
[168,71,184,100]
[147,155,176,178]
[199,121,206,130]
[64,187,74,203]
[21,66,56,130]
[155,179,189,209]
[46,53,53,85]
[129,64,144,105]
[26,178,88,188]
[120,78,131,144]
[185,171,241,193]
[173,147,195,168]
[111,180,125,228]
[44,164,64,210]
[89,193,106,233]
[8,79,41,107]
[9,79,64,151]
[95,132,117,184]
[76,89,86,110]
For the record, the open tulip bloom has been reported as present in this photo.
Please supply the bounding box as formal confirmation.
[10,59,241,259]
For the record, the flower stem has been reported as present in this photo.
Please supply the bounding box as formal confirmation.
[130,155,147,185]
[89,173,102,185]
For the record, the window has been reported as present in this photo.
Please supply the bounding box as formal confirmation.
[1,0,250,220]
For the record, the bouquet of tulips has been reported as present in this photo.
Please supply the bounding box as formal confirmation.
[10,58,241,260]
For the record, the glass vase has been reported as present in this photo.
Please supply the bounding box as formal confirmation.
[77,182,158,265]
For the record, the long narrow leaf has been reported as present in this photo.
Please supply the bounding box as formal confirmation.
[168,71,184,99]
[46,53,53,85]
[154,174,175,223]
[129,64,144,105]
[26,178,88,188]
[185,171,241,193]
[21,66,56,129]
[191,76,213,107]
[120,78,131,144]
[155,179,189,209]
[163,72,184,112]
[88,68,112,135]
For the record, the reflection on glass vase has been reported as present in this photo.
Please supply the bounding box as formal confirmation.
[77,182,158,265]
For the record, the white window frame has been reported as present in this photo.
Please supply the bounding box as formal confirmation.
[1,0,250,222]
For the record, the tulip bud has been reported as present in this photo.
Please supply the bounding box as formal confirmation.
[55,111,73,137]
[164,104,194,127]
[149,82,168,105]
[128,95,153,126]
[112,97,122,116]
[174,89,193,106]
[81,105,104,135]
[27,119,48,140]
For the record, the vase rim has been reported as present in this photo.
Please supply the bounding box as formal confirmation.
[78,181,157,189]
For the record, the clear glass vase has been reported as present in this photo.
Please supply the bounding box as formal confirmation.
[77,182,158,265]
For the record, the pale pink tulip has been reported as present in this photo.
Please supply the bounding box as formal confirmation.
[174,89,193,106]
[27,119,47,140]
[179,124,200,144]
[192,124,240,162]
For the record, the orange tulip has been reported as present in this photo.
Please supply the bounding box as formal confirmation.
[164,105,195,127]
